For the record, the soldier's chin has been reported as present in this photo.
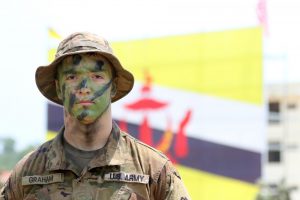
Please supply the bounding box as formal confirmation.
[78,116,95,125]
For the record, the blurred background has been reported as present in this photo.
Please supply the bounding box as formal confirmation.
[1,0,300,199]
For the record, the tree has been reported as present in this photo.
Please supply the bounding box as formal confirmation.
[2,138,15,154]
[0,137,36,171]
[256,179,297,200]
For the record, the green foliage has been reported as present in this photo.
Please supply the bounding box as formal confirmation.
[2,138,15,154]
[0,137,36,171]
[256,179,297,200]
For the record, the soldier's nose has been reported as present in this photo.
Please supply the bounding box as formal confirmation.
[77,79,91,95]
[78,88,91,95]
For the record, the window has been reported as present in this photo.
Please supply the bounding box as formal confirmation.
[268,101,281,124]
[268,142,281,163]
[287,102,297,110]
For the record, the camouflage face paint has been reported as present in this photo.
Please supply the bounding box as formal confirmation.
[57,54,114,124]
[91,79,112,101]
[77,110,88,121]
[68,93,76,114]
[73,55,82,65]
[95,61,104,71]
[77,79,88,90]
[61,83,66,102]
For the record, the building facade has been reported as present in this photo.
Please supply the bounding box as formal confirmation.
[264,83,300,199]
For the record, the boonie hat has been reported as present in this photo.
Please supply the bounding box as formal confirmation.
[35,32,134,105]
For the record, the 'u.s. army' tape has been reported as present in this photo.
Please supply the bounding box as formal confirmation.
[104,172,149,184]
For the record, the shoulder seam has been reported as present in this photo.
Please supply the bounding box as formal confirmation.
[121,131,169,160]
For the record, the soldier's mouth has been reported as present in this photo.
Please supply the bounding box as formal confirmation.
[77,100,94,106]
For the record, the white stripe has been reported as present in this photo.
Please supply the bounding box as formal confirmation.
[113,83,266,153]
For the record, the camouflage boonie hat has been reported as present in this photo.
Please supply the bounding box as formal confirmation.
[35,32,134,105]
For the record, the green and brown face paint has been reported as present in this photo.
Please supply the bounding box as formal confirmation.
[56,54,114,124]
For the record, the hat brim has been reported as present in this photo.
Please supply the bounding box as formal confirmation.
[35,49,134,105]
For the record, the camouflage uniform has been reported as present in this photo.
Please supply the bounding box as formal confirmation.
[0,123,190,200]
[0,32,191,199]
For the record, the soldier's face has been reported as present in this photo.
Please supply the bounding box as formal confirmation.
[56,54,114,124]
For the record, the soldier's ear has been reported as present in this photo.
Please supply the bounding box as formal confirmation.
[55,80,63,100]
[110,79,117,98]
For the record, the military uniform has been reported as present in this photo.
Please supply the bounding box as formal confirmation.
[0,123,190,200]
[0,32,191,200]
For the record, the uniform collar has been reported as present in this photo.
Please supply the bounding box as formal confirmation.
[46,121,125,173]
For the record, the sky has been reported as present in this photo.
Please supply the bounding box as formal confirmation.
[0,0,300,150]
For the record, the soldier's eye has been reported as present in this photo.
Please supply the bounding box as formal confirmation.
[92,74,104,80]
[66,75,76,80]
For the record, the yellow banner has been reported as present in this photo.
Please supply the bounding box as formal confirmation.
[177,165,259,200]
[112,27,263,105]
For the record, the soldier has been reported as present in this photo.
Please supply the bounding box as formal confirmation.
[0,32,190,200]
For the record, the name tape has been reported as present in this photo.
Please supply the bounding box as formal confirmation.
[104,172,149,184]
[22,173,64,186]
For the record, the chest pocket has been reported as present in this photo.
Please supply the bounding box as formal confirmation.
[23,176,147,200]
[23,185,72,200]
[23,187,50,200]
[24,185,146,200]
[96,186,146,200]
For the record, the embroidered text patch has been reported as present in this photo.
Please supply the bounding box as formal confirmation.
[22,173,64,185]
[104,172,149,184]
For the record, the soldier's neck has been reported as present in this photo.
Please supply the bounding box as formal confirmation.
[63,107,113,151]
